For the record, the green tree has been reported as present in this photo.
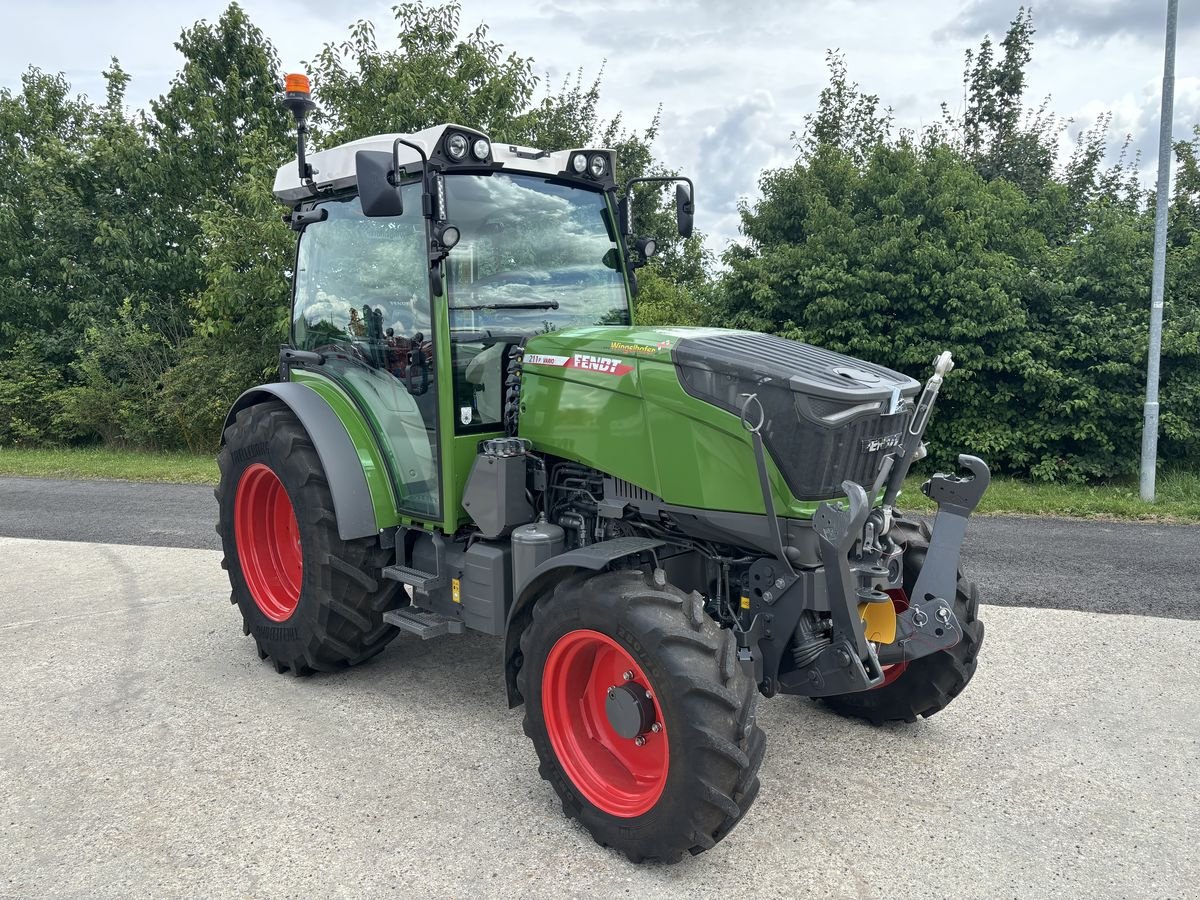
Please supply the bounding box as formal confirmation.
[0,67,100,362]
[56,3,292,447]
[722,26,1200,481]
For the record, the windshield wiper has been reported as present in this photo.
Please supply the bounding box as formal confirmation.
[452,300,559,311]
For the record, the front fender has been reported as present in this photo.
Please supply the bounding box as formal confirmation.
[502,536,665,708]
[223,382,380,542]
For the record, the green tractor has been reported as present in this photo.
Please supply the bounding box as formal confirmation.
[216,76,989,863]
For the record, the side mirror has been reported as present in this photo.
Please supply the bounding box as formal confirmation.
[356,150,403,217]
[675,182,694,238]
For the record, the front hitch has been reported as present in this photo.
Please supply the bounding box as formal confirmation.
[911,454,990,608]
[778,455,989,696]
[878,454,990,665]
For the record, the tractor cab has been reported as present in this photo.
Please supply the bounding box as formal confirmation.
[274,109,691,534]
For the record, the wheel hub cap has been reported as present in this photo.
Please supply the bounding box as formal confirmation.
[604,683,655,740]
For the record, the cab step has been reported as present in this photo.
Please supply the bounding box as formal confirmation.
[382,564,447,593]
[383,606,464,640]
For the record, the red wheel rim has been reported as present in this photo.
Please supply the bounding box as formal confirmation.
[541,629,668,817]
[234,463,302,622]
[878,588,911,687]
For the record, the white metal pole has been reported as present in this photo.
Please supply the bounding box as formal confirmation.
[1140,0,1178,502]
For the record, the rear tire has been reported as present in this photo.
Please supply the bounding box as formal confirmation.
[216,400,402,675]
[517,568,765,863]
[820,520,984,724]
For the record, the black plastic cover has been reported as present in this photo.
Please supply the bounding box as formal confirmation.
[673,332,921,501]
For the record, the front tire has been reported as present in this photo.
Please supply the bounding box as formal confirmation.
[216,400,402,675]
[821,520,984,724]
[517,569,765,863]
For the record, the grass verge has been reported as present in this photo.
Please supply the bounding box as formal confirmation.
[0,446,1197,523]
[899,469,1200,523]
[0,446,216,485]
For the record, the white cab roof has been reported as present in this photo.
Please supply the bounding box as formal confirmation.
[273,123,612,204]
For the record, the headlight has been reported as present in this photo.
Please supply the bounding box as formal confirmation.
[472,138,490,160]
[571,153,588,174]
[588,153,607,177]
[446,133,468,161]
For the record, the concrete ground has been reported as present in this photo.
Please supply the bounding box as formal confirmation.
[1,534,1197,899]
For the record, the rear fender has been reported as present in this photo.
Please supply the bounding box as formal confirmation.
[223,383,384,542]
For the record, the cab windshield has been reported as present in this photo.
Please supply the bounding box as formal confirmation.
[444,173,630,334]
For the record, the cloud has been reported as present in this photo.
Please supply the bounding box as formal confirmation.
[654,90,795,252]
[4,0,1199,256]
[645,66,721,89]
[937,0,1200,46]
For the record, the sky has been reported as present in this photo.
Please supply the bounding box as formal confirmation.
[1,0,1197,255]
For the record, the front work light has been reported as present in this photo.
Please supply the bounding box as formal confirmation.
[571,154,588,174]
[472,138,491,160]
[446,133,469,161]
[588,154,607,178]
[437,224,461,249]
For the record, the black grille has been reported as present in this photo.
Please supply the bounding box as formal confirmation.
[673,332,920,501]
[610,477,661,503]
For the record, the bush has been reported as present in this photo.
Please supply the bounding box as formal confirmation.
[0,338,68,445]
[158,335,275,453]
[55,299,185,448]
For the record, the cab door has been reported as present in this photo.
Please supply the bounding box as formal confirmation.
[290,189,442,523]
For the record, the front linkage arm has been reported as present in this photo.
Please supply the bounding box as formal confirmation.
[877,455,990,666]
[803,481,887,696]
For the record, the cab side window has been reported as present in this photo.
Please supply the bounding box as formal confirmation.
[293,193,429,361]
[291,191,441,520]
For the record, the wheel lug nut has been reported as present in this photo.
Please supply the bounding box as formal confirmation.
[650,723,661,733]
[622,670,634,681]
[644,690,652,700]
[634,736,647,747]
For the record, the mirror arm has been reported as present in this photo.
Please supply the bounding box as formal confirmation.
[393,137,452,297]
[623,174,695,197]
[393,137,434,219]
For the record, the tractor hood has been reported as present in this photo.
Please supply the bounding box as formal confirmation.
[667,329,920,500]
[520,325,922,506]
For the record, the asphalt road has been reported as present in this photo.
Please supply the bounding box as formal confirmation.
[0,476,1192,619]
